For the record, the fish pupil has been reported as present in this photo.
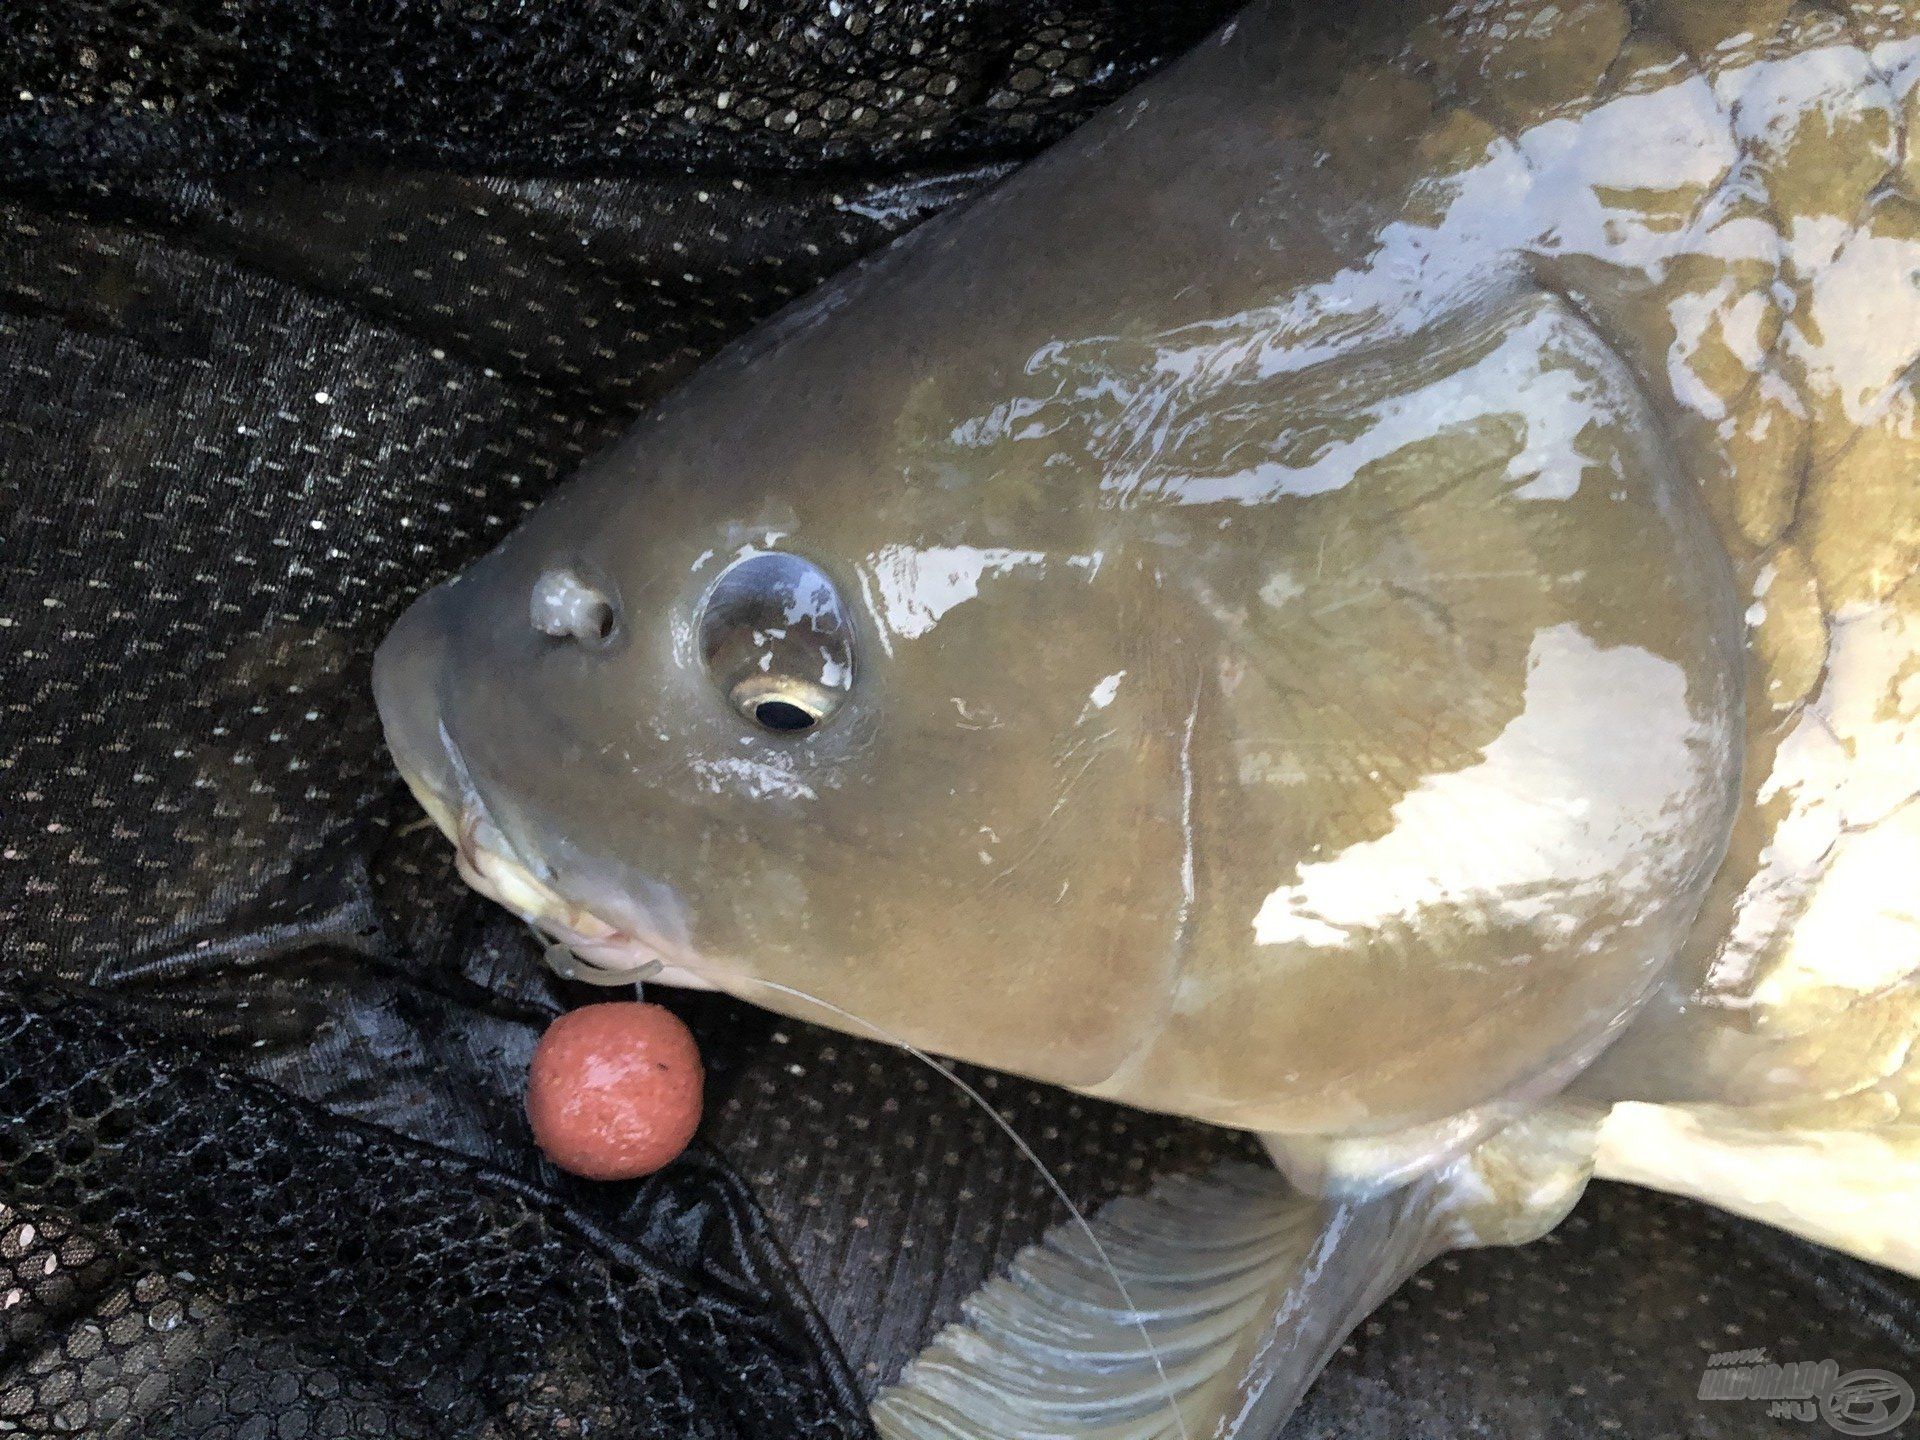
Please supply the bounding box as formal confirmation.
[753,699,817,732]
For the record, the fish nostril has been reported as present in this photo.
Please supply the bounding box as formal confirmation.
[531,568,617,647]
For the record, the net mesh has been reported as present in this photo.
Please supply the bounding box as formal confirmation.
[0,984,861,1438]
[1,2,1916,1437]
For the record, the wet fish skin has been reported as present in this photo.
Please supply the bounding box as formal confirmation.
[375,0,1920,1431]
[378,0,1766,1140]
[376,0,1920,1193]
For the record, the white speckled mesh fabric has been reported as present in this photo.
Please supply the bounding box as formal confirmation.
[0,3,1916,1438]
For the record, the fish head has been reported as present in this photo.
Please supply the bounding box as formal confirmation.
[374,361,1198,1090]
[376,16,1754,1132]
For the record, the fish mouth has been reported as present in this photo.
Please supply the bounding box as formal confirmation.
[373,598,718,992]
[459,814,714,990]
[445,779,722,993]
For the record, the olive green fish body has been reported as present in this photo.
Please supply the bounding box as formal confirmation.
[376,4,1920,1430]
[378,0,1920,1234]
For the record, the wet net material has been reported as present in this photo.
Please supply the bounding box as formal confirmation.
[0,985,861,1437]
[2,0,1234,185]
[0,3,1917,1438]
[0,4,1240,1436]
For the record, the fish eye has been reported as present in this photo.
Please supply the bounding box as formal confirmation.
[697,552,853,735]
[531,568,617,646]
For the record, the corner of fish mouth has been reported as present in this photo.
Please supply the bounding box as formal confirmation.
[450,812,732,991]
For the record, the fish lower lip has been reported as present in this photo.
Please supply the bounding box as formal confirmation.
[451,805,721,992]
[454,806,618,941]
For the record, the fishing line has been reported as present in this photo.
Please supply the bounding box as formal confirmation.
[534,935,1193,1439]
[727,975,1194,1439]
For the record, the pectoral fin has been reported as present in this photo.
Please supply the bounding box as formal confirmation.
[873,1114,1596,1440]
